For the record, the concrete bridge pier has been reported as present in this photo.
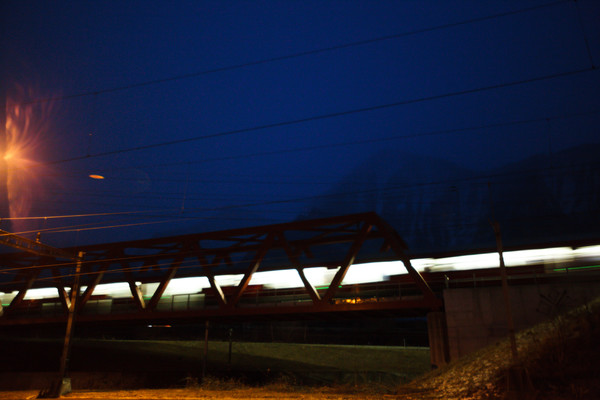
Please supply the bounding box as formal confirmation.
[427,311,450,368]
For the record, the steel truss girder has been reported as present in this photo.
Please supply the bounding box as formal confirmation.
[1,297,441,326]
[0,229,78,260]
[0,212,442,324]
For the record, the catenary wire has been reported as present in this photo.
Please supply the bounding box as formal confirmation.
[41,66,596,166]
[3,205,597,284]
[11,159,600,238]
[8,153,600,230]
[46,108,600,176]
[18,0,570,107]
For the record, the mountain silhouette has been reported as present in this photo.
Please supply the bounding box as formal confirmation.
[303,144,600,255]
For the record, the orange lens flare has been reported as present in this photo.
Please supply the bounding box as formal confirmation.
[3,148,22,162]
[4,90,55,233]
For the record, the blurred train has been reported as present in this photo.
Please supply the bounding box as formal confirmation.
[3,244,600,316]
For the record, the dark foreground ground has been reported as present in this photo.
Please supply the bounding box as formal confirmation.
[0,387,434,400]
[2,297,600,399]
[0,339,430,390]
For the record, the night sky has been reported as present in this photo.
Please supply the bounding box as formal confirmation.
[1,0,599,253]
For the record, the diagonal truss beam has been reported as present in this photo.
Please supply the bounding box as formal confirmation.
[278,232,321,303]
[0,212,443,323]
[122,257,146,310]
[8,270,40,311]
[228,233,275,308]
[78,262,109,310]
[203,266,227,306]
[371,214,439,307]
[146,256,182,311]
[195,246,229,306]
[0,229,78,260]
[53,267,71,312]
[321,223,372,304]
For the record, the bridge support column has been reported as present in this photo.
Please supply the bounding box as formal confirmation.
[427,311,449,369]
[201,320,209,382]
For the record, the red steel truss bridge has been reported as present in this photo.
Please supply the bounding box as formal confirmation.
[0,212,442,326]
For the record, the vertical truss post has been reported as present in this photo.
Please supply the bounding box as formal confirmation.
[321,223,372,304]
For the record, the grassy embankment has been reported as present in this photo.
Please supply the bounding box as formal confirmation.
[0,338,431,390]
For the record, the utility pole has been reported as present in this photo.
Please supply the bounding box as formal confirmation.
[58,252,84,384]
[488,183,518,362]
[487,183,534,395]
[39,251,84,398]
[491,221,519,362]
[0,86,10,231]
[202,320,209,382]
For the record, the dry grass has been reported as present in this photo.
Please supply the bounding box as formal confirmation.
[3,297,600,399]
[0,338,430,393]
[409,297,600,399]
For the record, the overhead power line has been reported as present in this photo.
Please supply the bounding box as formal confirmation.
[3,207,598,282]
[62,108,600,174]
[20,0,569,106]
[1,210,166,221]
[14,159,600,238]
[43,66,595,166]
[12,153,600,229]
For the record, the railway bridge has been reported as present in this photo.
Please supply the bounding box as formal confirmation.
[2,212,600,370]
[0,213,441,324]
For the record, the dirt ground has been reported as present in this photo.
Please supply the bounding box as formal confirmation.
[3,297,600,400]
[0,341,433,399]
[0,387,442,400]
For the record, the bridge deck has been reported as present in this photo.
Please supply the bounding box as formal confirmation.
[0,213,441,326]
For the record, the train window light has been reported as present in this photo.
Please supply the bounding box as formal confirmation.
[24,287,61,300]
[15,246,600,300]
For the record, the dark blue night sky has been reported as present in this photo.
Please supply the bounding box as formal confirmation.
[1,0,599,254]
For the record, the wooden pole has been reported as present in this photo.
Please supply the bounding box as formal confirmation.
[40,251,84,397]
[58,252,83,379]
[492,221,519,362]
[488,183,518,362]
[202,320,209,381]
[228,328,233,366]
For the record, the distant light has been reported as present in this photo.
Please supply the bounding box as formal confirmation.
[18,246,600,301]
[89,174,105,179]
[24,287,60,300]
